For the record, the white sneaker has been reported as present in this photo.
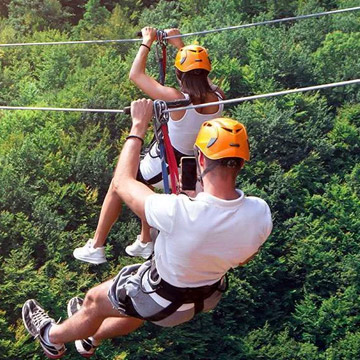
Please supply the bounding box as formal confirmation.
[125,236,154,259]
[73,239,107,265]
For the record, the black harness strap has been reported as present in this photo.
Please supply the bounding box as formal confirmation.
[142,301,184,322]
[116,261,228,323]
[138,260,225,322]
[116,287,143,320]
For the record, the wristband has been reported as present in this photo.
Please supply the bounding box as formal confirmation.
[140,44,151,51]
[125,135,144,145]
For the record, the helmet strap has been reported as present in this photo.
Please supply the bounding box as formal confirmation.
[194,147,220,185]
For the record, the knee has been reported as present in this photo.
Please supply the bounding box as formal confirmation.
[110,179,122,198]
[83,287,101,313]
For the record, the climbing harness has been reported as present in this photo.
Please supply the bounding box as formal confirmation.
[1,6,359,47]
[136,259,228,322]
[110,259,228,322]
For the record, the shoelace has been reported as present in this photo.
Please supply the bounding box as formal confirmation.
[32,307,51,329]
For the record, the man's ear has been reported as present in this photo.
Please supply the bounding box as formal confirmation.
[198,152,205,167]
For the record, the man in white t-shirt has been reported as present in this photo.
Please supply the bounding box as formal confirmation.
[22,99,272,358]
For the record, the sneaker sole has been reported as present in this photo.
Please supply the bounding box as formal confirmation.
[75,339,96,358]
[125,248,153,259]
[78,351,94,358]
[73,252,107,265]
[39,344,65,360]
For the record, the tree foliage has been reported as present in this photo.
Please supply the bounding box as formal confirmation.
[0,0,359,358]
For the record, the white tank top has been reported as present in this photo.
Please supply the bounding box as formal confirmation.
[168,89,224,155]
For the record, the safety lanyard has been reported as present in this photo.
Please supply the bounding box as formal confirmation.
[153,31,180,194]
[155,30,167,86]
[153,100,180,194]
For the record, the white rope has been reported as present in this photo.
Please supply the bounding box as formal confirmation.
[0,6,359,47]
[165,79,360,113]
[0,79,359,114]
[0,105,125,113]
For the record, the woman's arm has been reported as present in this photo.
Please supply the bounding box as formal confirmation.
[129,27,183,101]
[165,28,185,49]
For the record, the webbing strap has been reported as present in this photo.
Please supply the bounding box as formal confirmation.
[158,141,170,193]
[156,30,167,86]
[161,124,179,194]
[153,98,180,194]
[162,45,167,82]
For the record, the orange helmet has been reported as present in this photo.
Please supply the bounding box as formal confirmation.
[175,45,211,72]
[195,118,250,161]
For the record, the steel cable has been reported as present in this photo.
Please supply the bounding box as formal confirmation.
[0,79,359,114]
[0,6,359,47]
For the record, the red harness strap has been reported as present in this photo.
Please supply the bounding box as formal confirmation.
[161,124,179,194]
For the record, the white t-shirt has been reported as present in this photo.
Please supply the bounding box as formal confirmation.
[145,190,273,288]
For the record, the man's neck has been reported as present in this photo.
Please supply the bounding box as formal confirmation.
[202,178,239,200]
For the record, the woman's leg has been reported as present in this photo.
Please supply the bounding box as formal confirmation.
[140,220,152,243]
[92,180,123,248]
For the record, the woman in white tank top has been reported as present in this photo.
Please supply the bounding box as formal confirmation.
[72,27,225,264]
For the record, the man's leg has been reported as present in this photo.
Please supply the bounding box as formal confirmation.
[49,280,140,344]
[92,316,144,342]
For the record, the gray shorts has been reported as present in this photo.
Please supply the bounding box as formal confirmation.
[107,261,224,327]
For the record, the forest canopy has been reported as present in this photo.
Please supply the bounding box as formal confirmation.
[0,0,360,359]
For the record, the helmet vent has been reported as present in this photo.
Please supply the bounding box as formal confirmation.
[207,137,217,148]
[230,143,240,147]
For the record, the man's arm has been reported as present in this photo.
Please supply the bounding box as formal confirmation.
[112,99,154,221]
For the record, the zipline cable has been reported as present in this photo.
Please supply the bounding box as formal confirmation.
[0,79,359,114]
[0,105,126,113]
[165,79,360,113]
[165,6,360,40]
[0,38,141,48]
[0,6,359,47]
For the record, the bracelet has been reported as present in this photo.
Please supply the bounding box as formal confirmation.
[140,43,151,51]
[125,135,144,145]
